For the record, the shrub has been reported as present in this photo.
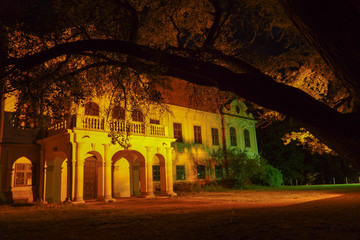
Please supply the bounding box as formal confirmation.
[265,164,283,187]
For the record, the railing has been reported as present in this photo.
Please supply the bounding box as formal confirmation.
[47,120,67,135]
[150,124,165,136]
[47,115,168,137]
[82,116,105,130]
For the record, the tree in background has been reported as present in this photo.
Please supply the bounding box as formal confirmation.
[257,117,360,185]
[1,0,360,169]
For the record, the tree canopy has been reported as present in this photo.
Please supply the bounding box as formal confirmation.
[1,0,360,168]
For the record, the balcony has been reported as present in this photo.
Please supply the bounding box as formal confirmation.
[47,115,169,137]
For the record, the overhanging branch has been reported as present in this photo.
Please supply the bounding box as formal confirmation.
[1,39,359,139]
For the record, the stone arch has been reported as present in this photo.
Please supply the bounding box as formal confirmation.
[112,106,125,120]
[85,102,100,116]
[83,151,103,200]
[154,154,167,194]
[112,150,146,197]
[45,151,68,202]
[113,158,131,197]
[11,157,33,203]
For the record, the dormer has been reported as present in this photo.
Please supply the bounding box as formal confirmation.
[221,99,254,119]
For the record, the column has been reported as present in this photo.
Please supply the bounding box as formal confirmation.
[66,159,72,202]
[166,147,176,196]
[73,142,85,203]
[42,162,47,202]
[145,146,155,198]
[38,144,45,202]
[103,144,115,202]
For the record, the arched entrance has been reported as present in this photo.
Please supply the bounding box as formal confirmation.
[113,158,131,197]
[132,159,140,196]
[112,150,146,197]
[45,152,68,202]
[154,154,167,194]
[83,152,102,200]
[11,157,33,203]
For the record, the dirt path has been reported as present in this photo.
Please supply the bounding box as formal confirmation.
[1,189,360,239]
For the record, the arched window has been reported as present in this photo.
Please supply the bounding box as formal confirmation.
[230,127,237,146]
[85,102,100,116]
[13,157,32,187]
[244,129,251,148]
[131,109,144,122]
[112,106,125,120]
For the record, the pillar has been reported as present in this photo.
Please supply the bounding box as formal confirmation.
[73,142,85,203]
[66,158,72,202]
[42,162,47,202]
[38,144,45,202]
[145,146,155,198]
[103,144,115,202]
[166,147,176,196]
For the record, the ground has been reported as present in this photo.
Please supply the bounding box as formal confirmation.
[1,185,360,239]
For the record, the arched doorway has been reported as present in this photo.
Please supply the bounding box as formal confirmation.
[11,157,33,203]
[83,155,99,200]
[113,158,131,197]
[132,159,140,196]
[46,152,68,202]
[154,154,167,194]
[112,150,146,197]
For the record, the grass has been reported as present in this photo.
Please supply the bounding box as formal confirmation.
[176,182,360,195]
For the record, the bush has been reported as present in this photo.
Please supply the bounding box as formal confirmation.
[265,164,283,187]
[211,149,283,188]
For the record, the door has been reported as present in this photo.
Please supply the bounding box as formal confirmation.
[83,159,97,200]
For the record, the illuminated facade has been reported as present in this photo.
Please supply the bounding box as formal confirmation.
[0,93,258,204]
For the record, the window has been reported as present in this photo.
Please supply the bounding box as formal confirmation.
[112,106,125,120]
[85,102,100,116]
[197,165,205,179]
[230,127,237,146]
[150,119,160,125]
[244,129,251,148]
[132,109,144,122]
[14,163,32,186]
[153,165,160,181]
[176,165,186,180]
[194,126,202,144]
[215,165,223,179]
[173,123,183,142]
[211,128,219,145]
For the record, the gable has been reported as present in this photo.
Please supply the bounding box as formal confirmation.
[222,99,254,119]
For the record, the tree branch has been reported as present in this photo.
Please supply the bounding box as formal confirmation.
[203,0,222,48]
[1,39,359,139]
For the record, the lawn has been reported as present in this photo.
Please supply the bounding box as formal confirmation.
[1,185,360,240]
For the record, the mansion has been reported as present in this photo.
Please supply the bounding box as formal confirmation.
[0,89,258,204]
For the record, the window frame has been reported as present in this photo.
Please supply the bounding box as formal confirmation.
[197,165,205,179]
[230,127,237,146]
[176,165,186,180]
[194,125,202,144]
[244,129,251,148]
[150,119,160,125]
[131,109,144,122]
[152,165,160,181]
[112,106,125,120]
[211,128,219,146]
[215,165,223,180]
[14,163,32,187]
[85,102,100,116]
[173,123,183,142]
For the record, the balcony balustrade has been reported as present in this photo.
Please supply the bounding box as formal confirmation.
[47,115,168,137]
